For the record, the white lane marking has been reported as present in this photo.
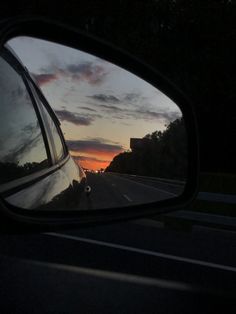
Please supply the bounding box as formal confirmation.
[123,194,132,202]
[45,232,236,273]
[2,255,191,292]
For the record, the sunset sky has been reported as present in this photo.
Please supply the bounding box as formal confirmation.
[8,37,182,170]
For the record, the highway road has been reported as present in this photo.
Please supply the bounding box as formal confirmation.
[78,172,182,210]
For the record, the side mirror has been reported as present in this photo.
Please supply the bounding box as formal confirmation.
[0,18,199,227]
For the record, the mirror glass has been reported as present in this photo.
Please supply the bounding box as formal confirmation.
[1,37,187,211]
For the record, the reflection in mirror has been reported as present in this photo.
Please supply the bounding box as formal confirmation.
[0,54,49,185]
[2,36,187,211]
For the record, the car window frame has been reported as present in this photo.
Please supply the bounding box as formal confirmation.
[0,47,68,196]
[27,77,69,166]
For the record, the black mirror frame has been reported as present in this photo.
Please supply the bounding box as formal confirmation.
[0,17,199,228]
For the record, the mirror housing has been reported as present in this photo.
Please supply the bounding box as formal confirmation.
[0,17,199,227]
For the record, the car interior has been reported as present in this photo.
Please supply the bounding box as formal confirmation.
[0,2,235,313]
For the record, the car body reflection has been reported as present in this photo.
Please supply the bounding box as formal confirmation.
[5,161,86,210]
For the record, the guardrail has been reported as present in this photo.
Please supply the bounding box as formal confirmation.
[105,172,186,195]
[106,172,185,185]
[106,172,185,195]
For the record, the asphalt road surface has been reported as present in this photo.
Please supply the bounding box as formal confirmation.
[78,172,180,210]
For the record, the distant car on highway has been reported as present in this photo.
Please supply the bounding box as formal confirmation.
[0,45,87,210]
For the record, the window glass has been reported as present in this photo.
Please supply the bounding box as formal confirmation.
[39,101,66,162]
[0,55,48,184]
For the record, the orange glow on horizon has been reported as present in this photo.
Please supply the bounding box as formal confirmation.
[78,159,110,171]
[70,148,123,171]
[72,149,123,160]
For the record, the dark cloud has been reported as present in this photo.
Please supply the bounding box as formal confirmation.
[86,92,181,122]
[134,109,181,122]
[33,73,58,86]
[67,138,123,154]
[55,109,93,126]
[79,106,97,112]
[65,62,107,85]
[72,155,110,163]
[99,104,123,112]
[33,61,107,87]
[87,137,121,145]
[88,93,140,105]
[124,93,140,102]
[87,94,121,104]
[86,93,148,113]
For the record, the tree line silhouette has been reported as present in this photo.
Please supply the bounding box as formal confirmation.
[0,160,48,185]
[106,118,187,180]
